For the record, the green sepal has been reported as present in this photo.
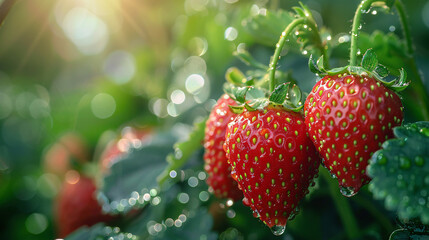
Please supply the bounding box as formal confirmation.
[225,67,247,86]
[244,99,269,112]
[229,105,245,114]
[374,64,389,78]
[223,84,251,104]
[308,54,325,75]
[246,87,266,100]
[361,48,378,72]
[367,121,429,225]
[288,83,302,107]
[269,83,289,104]
[292,6,306,18]
[325,66,348,75]
[386,68,409,91]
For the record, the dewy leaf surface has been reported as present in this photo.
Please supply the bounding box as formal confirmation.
[367,122,429,225]
[99,133,177,214]
[66,223,138,240]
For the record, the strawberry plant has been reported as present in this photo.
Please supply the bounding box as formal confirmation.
[1,0,429,240]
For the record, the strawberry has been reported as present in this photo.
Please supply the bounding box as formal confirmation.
[43,132,89,178]
[304,74,403,196]
[100,127,151,174]
[224,105,320,232]
[55,175,115,237]
[203,94,243,201]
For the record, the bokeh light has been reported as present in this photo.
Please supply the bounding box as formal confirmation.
[91,93,116,119]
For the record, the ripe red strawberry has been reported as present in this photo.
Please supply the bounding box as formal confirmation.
[204,94,243,201]
[224,106,320,232]
[55,176,115,237]
[304,74,403,196]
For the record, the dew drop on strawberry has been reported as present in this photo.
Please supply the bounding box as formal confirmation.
[271,225,286,236]
[242,197,250,206]
[252,210,260,218]
[340,186,357,197]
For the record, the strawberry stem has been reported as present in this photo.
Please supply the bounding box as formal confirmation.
[268,12,328,92]
[320,169,360,239]
[269,18,306,92]
[394,0,429,120]
[394,0,413,56]
[0,0,17,27]
[350,0,378,66]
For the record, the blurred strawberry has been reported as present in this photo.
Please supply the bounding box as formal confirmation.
[43,132,89,178]
[55,175,115,238]
[99,126,152,174]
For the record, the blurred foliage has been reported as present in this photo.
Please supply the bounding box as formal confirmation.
[0,0,428,239]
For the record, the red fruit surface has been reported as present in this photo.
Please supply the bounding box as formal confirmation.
[304,74,403,196]
[43,132,89,178]
[204,94,243,201]
[56,176,115,237]
[224,106,320,229]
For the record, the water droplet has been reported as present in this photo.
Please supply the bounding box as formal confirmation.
[377,153,387,165]
[340,186,357,197]
[415,156,425,166]
[252,210,260,218]
[242,197,250,206]
[424,175,429,185]
[288,212,296,221]
[399,156,411,169]
[270,225,286,236]
[330,172,337,179]
[420,127,429,137]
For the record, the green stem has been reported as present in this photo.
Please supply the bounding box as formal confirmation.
[306,18,330,69]
[320,168,360,239]
[393,0,429,120]
[268,5,330,92]
[0,0,17,27]
[394,0,413,56]
[352,194,395,233]
[269,18,306,92]
[350,0,378,66]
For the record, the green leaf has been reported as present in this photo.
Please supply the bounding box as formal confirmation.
[361,48,378,71]
[225,67,247,86]
[66,223,138,240]
[99,133,176,214]
[269,83,289,104]
[157,120,206,187]
[153,208,217,240]
[367,122,429,225]
[233,50,267,70]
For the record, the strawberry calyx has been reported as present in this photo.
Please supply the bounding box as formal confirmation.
[309,49,410,92]
[224,82,304,115]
